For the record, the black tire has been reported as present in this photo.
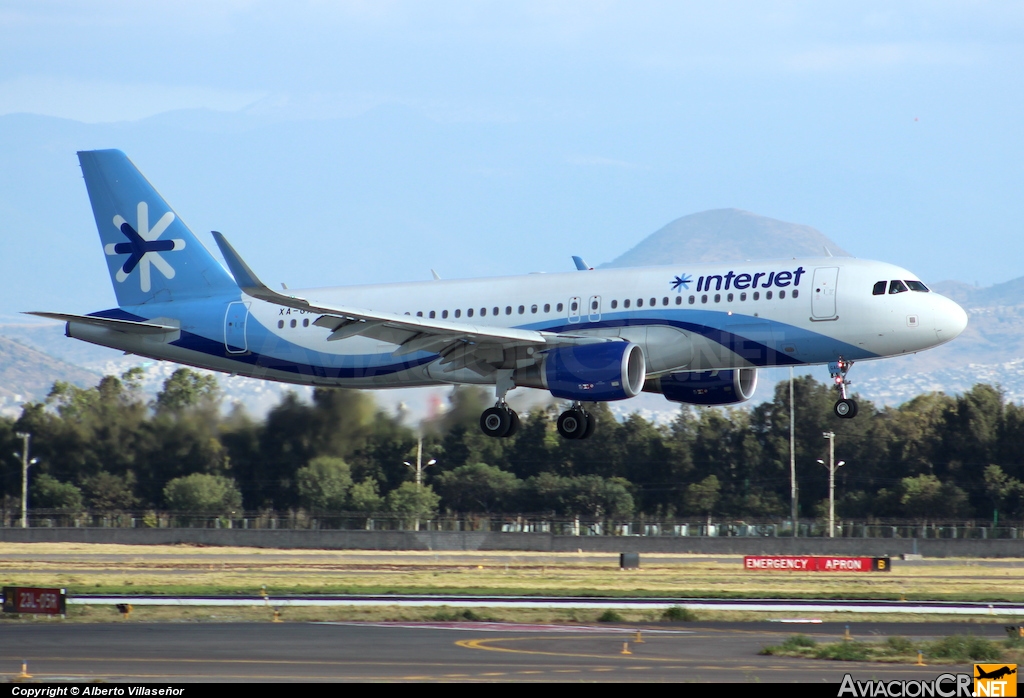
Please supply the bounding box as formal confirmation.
[580,410,596,439]
[557,409,587,439]
[480,406,511,438]
[504,409,520,438]
[834,399,857,419]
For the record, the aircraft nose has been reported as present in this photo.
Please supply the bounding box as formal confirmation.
[935,296,968,343]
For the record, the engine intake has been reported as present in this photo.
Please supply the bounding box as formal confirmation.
[647,368,758,406]
[516,342,646,402]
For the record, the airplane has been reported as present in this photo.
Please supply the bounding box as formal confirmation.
[30,150,969,440]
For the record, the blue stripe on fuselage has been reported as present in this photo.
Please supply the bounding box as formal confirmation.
[95,304,875,378]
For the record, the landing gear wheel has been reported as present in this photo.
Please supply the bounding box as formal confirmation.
[505,409,520,438]
[480,406,512,438]
[834,398,858,419]
[557,409,589,439]
[580,410,596,440]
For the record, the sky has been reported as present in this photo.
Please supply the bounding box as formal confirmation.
[1,1,1023,318]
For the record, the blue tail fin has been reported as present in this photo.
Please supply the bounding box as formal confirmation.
[78,149,237,307]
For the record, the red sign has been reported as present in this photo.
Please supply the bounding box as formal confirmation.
[744,556,890,572]
[2,587,66,615]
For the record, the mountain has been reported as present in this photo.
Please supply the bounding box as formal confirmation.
[0,334,100,416]
[603,208,852,268]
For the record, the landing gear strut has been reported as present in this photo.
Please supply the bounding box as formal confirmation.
[480,370,520,439]
[557,402,595,440]
[829,359,858,419]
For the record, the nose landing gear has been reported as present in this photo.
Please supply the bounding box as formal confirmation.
[830,359,858,419]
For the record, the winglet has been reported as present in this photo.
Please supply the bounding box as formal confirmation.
[572,256,593,271]
[211,231,271,295]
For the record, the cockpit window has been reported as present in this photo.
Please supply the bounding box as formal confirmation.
[889,280,909,294]
[872,281,886,296]
[906,280,929,292]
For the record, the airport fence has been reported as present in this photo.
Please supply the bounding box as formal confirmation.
[1,509,1022,539]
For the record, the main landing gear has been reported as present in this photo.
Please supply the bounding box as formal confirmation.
[480,370,520,439]
[830,358,858,419]
[556,403,595,440]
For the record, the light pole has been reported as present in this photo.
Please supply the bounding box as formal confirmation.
[15,432,38,529]
[403,436,437,487]
[818,431,845,538]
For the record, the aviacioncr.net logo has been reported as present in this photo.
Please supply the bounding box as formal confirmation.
[104,201,185,293]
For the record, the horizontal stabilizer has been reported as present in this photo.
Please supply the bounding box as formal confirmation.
[25,312,179,335]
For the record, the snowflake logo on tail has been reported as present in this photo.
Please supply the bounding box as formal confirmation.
[671,274,692,292]
[104,201,186,292]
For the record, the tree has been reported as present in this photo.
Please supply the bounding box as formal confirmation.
[434,463,521,512]
[385,482,440,526]
[81,471,138,510]
[31,474,83,512]
[154,369,221,415]
[163,473,242,513]
[685,475,721,528]
[348,478,384,514]
[295,456,353,512]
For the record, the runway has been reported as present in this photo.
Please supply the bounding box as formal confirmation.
[69,593,1024,616]
[0,621,993,682]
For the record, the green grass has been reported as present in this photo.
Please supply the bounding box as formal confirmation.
[762,633,1014,664]
[927,635,1003,662]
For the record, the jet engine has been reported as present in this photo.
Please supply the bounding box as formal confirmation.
[646,368,758,406]
[516,342,646,401]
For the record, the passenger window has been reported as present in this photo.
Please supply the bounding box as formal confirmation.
[740,292,746,301]
[701,295,708,304]
[688,295,695,305]
[429,311,436,319]
[505,306,512,315]
[753,292,760,301]
[624,299,631,308]
[591,300,598,311]
[663,297,669,306]
[544,303,551,312]
[531,304,538,314]
[493,307,499,315]
[792,289,799,298]
[278,320,284,329]
[779,290,785,299]
[714,294,721,303]
[637,298,643,307]
[889,280,908,294]
[442,310,449,319]
[556,303,563,312]
[766,291,773,300]
[571,300,578,311]
[906,280,930,292]
[675,296,682,305]
[480,308,486,316]
[651,298,656,306]
[303,318,310,326]
[454,309,461,318]
[467,308,474,317]
[726,293,733,302]
[518,305,525,314]
[872,281,887,296]
[416,311,423,317]
[290,319,296,328]
[611,300,618,309]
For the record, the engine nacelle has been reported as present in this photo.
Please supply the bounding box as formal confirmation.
[516,342,646,402]
[646,368,758,406]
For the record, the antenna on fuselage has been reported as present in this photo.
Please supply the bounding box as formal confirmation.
[823,246,834,257]
[431,270,442,280]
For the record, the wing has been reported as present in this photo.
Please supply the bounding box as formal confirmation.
[211,232,613,375]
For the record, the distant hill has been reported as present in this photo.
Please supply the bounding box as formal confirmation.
[603,208,852,268]
[0,335,100,416]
